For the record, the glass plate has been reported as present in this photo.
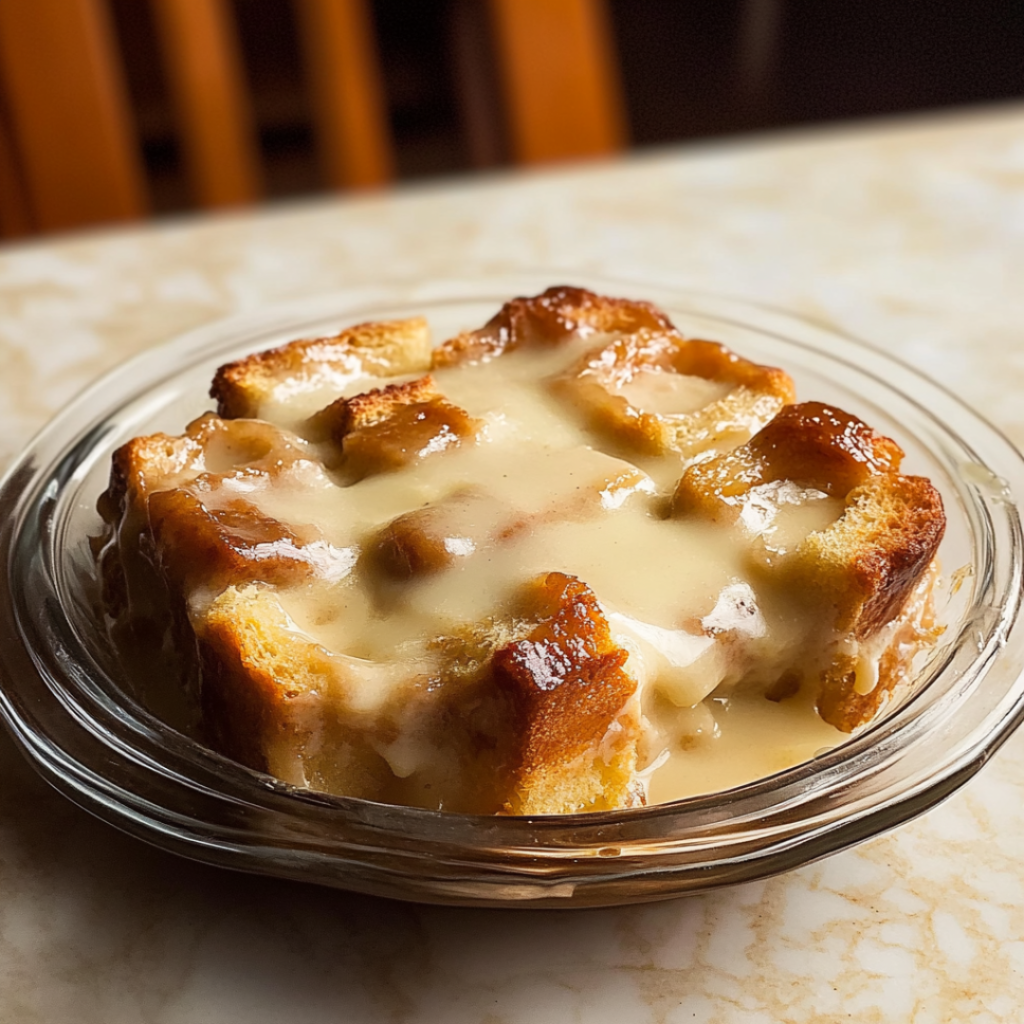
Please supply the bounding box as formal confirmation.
[1,273,1022,908]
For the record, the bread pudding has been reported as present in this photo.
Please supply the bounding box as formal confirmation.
[94,286,946,814]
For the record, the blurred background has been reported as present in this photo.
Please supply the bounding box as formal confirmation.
[1,0,1022,238]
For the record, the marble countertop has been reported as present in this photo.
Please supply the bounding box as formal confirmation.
[2,104,1024,1023]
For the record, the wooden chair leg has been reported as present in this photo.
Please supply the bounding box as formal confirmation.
[150,0,263,208]
[0,0,147,232]
[736,0,785,116]
[448,0,506,169]
[487,0,626,165]
[294,0,394,190]
[0,97,33,238]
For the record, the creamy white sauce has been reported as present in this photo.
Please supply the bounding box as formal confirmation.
[193,328,854,803]
[616,369,733,416]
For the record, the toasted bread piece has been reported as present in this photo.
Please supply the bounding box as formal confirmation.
[195,582,484,808]
[96,414,328,617]
[673,402,945,730]
[816,559,941,732]
[211,316,432,419]
[674,401,904,519]
[431,285,674,368]
[797,471,945,639]
[100,429,204,536]
[556,328,796,457]
[195,585,460,806]
[102,414,310,527]
[195,575,641,815]
[96,431,206,614]
[148,490,317,594]
[98,418,245,617]
[365,487,498,581]
[490,572,642,814]
[316,374,481,482]
[195,584,396,795]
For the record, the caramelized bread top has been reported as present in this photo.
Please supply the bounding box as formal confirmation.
[430,285,674,368]
[491,572,638,814]
[313,374,483,481]
[211,316,431,420]
[674,402,945,640]
[97,286,947,811]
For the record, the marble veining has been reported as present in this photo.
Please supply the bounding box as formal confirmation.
[2,104,1024,1022]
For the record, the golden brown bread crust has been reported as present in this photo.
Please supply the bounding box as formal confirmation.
[148,490,316,594]
[196,585,316,776]
[328,373,442,429]
[674,402,904,517]
[103,414,308,526]
[556,328,796,457]
[365,487,492,581]
[673,401,946,730]
[101,430,204,541]
[96,428,210,620]
[801,472,946,640]
[211,316,432,419]
[195,585,395,795]
[816,560,941,732]
[97,414,320,612]
[490,572,640,814]
[315,374,482,481]
[672,402,944,636]
[194,576,642,814]
[431,285,674,368]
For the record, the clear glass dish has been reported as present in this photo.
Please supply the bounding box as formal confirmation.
[1,273,1022,909]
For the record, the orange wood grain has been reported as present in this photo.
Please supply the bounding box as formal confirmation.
[294,0,394,189]
[150,0,263,207]
[0,0,147,231]
[488,0,626,165]
[0,99,32,237]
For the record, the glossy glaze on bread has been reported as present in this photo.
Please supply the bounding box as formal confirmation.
[95,286,946,814]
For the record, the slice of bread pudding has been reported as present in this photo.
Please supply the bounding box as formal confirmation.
[95,286,945,813]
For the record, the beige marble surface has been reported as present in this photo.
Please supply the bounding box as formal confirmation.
[2,104,1024,1022]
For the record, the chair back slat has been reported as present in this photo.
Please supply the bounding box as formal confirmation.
[0,0,147,231]
[294,0,394,189]
[449,0,506,169]
[0,102,32,237]
[150,0,263,208]
[488,0,626,164]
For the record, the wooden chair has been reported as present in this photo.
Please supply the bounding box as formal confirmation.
[0,0,625,237]
[488,0,624,165]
